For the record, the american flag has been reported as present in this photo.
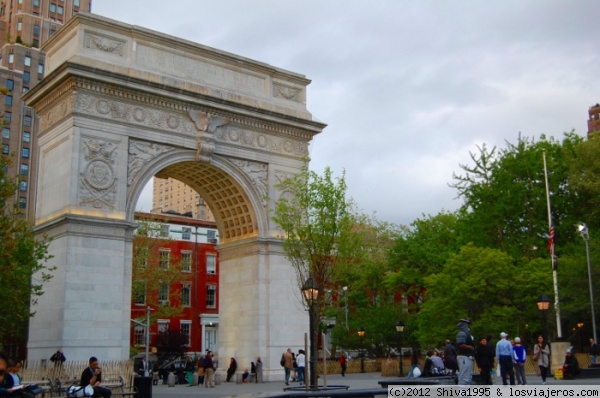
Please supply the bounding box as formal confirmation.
[548,226,555,254]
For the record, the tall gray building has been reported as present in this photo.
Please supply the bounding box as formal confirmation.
[0,0,91,219]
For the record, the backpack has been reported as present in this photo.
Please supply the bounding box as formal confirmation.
[280,354,285,367]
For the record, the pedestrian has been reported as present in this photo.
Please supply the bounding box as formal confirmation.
[443,340,459,375]
[533,335,550,384]
[196,357,205,386]
[283,348,293,385]
[562,348,580,379]
[296,350,305,384]
[512,337,527,385]
[339,353,347,377]
[590,338,600,364]
[475,336,494,385]
[255,357,263,383]
[226,357,237,382]
[203,351,215,388]
[456,318,475,385]
[496,332,515,385]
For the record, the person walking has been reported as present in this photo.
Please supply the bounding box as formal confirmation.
[456,318,475,385]
[533,335,550,385]
[407,348,420,378]
[339,354,347,377]
[296,350,306,384]
[590,338,600,364]
[283,348,293,385]
[512,337,527,385]
[475,336,494,385]
[496,332,515,385]
[184,356,195,386]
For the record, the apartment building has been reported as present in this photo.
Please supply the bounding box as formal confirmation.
[0,0,91,219]
[152,177,215,221]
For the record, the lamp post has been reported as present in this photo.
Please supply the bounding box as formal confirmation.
[537,293,550,341]
[343,286,348,329]
[396,320,405,377]
[302,277,321,390]
[358,326,365,373]
[577,222,598,344]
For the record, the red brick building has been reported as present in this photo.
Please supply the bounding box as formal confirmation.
[131,212,220,356]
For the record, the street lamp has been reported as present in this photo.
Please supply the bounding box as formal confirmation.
[358,326,366,373]
[302,277,321,389]
[577,222,598,344]
[396,320,405,377]
[537,293,550,341]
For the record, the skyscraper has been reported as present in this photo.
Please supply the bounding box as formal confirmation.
[0,0,91,219]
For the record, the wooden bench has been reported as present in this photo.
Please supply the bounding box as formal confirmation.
[102,376,137,398]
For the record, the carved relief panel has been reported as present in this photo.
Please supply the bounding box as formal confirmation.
[79,136,120,209]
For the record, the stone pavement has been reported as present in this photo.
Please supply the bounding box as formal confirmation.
[150,372,600,398]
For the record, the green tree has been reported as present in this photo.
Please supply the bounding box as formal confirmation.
[272,163,357,375]
[385,211,463,310]
[0,154,53,346]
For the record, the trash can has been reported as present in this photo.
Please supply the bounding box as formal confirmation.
[167,372,176,387]
[134,376,152,398]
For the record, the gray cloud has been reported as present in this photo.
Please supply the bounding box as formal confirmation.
[93,0,600,225]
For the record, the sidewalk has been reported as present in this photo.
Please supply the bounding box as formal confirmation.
[151,372,600,398]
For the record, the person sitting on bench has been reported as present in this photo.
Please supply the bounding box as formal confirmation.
[562,349,580,380]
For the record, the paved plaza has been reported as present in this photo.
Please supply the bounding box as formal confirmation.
[150,372,600,398]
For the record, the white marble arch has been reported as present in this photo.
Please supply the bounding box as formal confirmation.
[24,12,325,380]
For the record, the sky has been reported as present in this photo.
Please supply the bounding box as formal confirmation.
[93,0,600,226]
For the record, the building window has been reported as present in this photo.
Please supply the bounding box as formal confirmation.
[8,54,13,64]
[23,131,30,142]
[157,320,169,334]
[49,3,56,13]
[20,164,28,175]
[181,283,191,307]
[17,22,22,32]
[2,128,9,139]
[22,148,29,158]
[23,115,31,126]
[33,25,40,36]
[182,227,191,240]
[5,96,12,106]
[158,283,169,305]
[23,71,30,83]
[133,281,146,305]
[4,112,11,123]
[206,254,216,274]
[19,181,27,192]
[134,326,144,346]
[33,0,40,7]
[32,39,39,48]
[2,145,8,155]
[206,285,216,308]
[57,5,63,15]
[74,0,80,6]
[181,251,192,272]
[160,224,169,238]
[38,63,44,75]
[6,79,14,90]
[18,197,26,208]
[24,56,31,66]
[180,321,191,346]
[159,249,170,269]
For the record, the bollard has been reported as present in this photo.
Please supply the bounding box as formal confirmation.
[167,372,176,387]
[192,373,198,386]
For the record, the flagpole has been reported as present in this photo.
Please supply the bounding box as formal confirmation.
[543,150,562,339]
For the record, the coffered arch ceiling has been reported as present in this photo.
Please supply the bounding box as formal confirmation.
[156,161,258,243]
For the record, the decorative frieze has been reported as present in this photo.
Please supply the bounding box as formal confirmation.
[83,31,125,56]
[128,140,175,185]
[79,136,119,209]
[273,83,302,103]
[74,92,196,136]
[214,126,308,158]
